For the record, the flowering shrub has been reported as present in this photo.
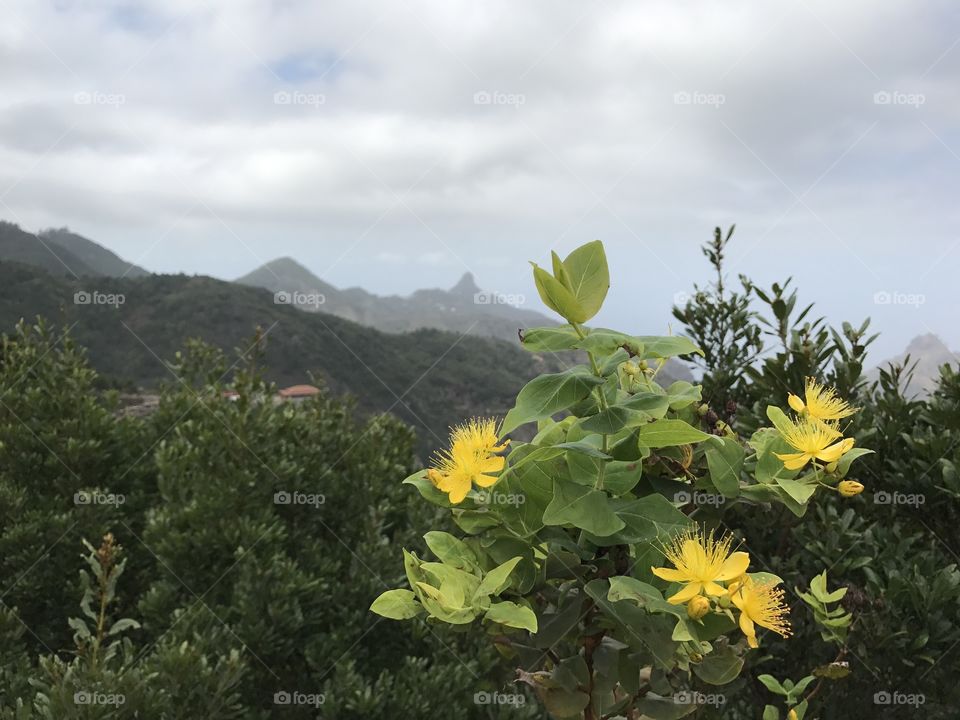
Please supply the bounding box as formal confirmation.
[372,240,870,719]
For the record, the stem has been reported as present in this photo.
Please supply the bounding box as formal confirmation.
[572,322,610,489]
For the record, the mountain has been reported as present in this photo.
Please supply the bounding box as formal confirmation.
[40,227,150,277]
[871,333,959,396]
[0,221,98,277]
[0,260,570,456]
[235,257,556,344]
[0,221,147,278]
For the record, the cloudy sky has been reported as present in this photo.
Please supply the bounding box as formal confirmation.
[2,0,958,360]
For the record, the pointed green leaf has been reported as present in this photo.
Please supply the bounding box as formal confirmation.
[370,589,424,620]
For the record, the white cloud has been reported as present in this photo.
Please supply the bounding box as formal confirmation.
[0,0,958,357]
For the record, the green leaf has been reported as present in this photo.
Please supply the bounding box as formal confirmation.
[751,428,801,485]
[561,240,609,321]
[635,335,703,359]
[635,693,699,719]
[484,601,538,632]
[665,381,702,410]
[532,263,587,322]
[776,477,817,505]
[638,419,712,448]
[575,328,639,355]
[579,406,635,434]
[621,392,671,419]
[370,589,424,620]
[543,479,625,536]
[757,674,787,695]
[705,437,744,498]
[106,618,141,636]
[475,556,522,598]
[502,368,605,434]
[520,325,581,352]
[763,705,780,720]
[837,448,874,476]
[602,494,690,545]
[543,688,590,718]
[402,471,453,507]
[692,646,744,685]
[765,405,795,438]
[423,531,478,571]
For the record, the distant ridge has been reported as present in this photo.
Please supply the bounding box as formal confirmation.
[40,227,149,278]
[871,333,959,396]
[0,221,148,278]
[235,257,556,344]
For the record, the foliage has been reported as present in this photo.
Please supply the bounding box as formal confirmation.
[0,259,567,458]
[373,240,871,719]
[673,227,960,719]
[0,320,527,719]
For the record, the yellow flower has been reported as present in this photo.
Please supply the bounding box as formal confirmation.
[775,416,855,471]
[730,577,791,648]
[429,418,509,504]
[788,378,858,423]
[787,710,798,720]
[838,480,864,497]
[651,527,750,604]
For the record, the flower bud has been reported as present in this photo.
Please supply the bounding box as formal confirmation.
[687,595,710,620]
[838,480,864,497]
[826,461,838,473]
[697,403,710,417]
[787,709,798,720]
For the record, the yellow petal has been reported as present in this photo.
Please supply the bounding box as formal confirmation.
[666,582,703,604]
[473,473,499,488]
[775,452,812,470]
[440,475,471,504]
[480,455,505,473]
[787,394,805,414]
[739,613,758,648]
[703,581,728,597]
[816,438,854,464]
[716,551,750,581]
[651,566,689,583]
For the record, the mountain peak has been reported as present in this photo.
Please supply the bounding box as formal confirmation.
[905,333,949,355]
[450,272,480,296]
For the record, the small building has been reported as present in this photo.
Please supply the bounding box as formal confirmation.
[276,384,321,403]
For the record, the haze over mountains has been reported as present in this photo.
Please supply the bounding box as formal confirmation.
[0,220,955,399]
[235,256,557,343]
[869,333,960,397]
